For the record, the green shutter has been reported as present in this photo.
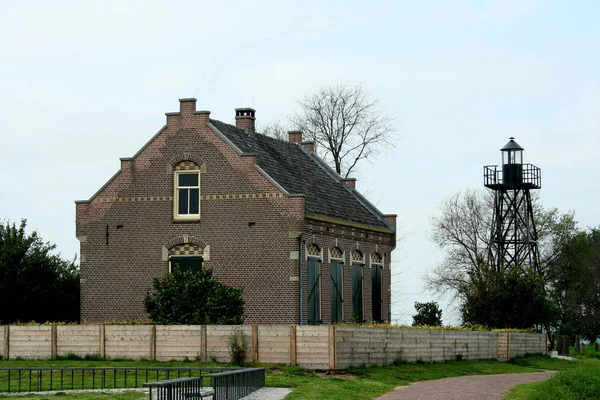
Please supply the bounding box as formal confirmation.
[307,257,321,325]
[352,263,363,321]
[330,260,343,323]
[372,264,382,321]
[170,256,203,273]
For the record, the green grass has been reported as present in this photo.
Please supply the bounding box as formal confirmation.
[0,355,576,400]
[569,343,600,358]
[506,357,600,399]
[0,359,226,393]
[0,390,146,400]
[264,357,554,400]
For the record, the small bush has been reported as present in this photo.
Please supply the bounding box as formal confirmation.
[83,354,102,361]
[393,349,407,366]
[455,353,464,362]
[228,329,248,366]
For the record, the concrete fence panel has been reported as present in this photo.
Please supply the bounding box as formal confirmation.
[9,326,52,359]
[155,325,202,361]
[104,325,152,360]
[257,325,290,364]
[57,325,100,357]
[296,326,329,370]
[206,325,253,363]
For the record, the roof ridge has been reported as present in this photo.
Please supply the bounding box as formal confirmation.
[209,118,296,148]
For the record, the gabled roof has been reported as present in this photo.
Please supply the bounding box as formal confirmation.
[209,119,393,231]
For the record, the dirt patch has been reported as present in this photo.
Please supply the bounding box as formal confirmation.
[315,371,359,380]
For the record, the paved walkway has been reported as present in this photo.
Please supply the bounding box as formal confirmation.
[376,371,556,400]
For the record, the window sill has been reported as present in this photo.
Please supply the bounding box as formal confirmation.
[172,218,201,224]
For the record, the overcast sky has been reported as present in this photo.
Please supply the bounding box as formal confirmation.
[1,0,598,324]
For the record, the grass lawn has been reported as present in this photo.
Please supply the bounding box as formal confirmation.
[505,356,600,400]
[0,355,576,400]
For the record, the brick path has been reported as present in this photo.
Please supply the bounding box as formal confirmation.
[375,371,556,400]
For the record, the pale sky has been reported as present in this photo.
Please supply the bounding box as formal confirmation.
[1,0,598,324]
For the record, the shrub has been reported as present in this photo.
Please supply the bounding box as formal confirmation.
[228,328,248,366]
[144,268,245,325]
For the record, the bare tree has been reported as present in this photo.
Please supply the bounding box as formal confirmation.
[258,121,289,142]
[290,83,395,178]
[425,188,576,299]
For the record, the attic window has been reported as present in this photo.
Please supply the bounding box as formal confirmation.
[174,161,200,220]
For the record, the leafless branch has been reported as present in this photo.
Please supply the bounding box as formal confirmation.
[289,83,396,178]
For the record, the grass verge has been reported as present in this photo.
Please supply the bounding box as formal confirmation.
[0,355,573,400]
[505,357,600,400]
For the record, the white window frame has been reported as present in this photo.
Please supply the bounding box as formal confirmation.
[173,170,201,220]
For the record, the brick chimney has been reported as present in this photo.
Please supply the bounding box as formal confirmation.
[342,178,356,189]
[235,108,255,131]
[383,214,397,228]
[288,130,302,144]
[301,141,315,152]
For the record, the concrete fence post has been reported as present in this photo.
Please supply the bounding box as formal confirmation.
[506,332,511,362]
[51,325,57,359]
[252,325,259,362]
[200,325,207,362]
[150,325,156,361]
[290,325,297,366]
[99,325,105,359]
[328,325,336,370]
[3,326,9,360]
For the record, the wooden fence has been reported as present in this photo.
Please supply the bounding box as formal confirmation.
[0,325,546,370]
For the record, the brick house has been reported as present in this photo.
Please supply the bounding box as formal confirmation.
[75,98,397,324]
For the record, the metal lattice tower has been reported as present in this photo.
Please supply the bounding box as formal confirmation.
[483,137,542,272]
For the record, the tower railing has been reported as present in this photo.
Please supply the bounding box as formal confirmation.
[483,164,541,189]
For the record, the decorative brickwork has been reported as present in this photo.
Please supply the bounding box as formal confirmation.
[330,247,343,260]
[372,252,382,264]
[351,250,364,263]
[307,244,320,257]
[169,244,203,256]
[174,161,200,171]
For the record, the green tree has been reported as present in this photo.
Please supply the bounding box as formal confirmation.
[459,258,554,329]
[412,301,443,326]
[144,267,245,325]
[0,219,79,324]
[548,227,600,341]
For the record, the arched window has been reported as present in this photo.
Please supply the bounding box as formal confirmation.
[351,250,364,321]
[169,243,203,273]
[306,244,321,325]
[173,161,200,219]
[330,247,344,323]
[371,253,383,322]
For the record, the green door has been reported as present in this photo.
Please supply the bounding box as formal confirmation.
[352,263,363,321]
[307,257,321,325]
[330,260,343,323]
[371,264,383,321]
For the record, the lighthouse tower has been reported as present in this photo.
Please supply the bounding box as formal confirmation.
[484,137,542,272]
